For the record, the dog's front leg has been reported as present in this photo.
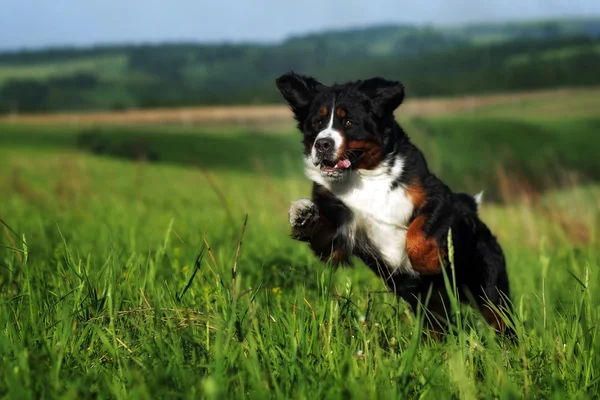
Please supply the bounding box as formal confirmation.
[288,194,351,266]
[289,198,322,241]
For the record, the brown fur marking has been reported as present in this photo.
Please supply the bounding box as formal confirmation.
[482,305,507,334]
[328,249,347,265]
[336,108,346,118]
[406,215,444,275]
[346,139,384,170]
[334,132,347,161]
[320,106,328,117]
[405,180,427,210]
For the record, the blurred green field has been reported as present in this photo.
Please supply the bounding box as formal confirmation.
[0,54,129,84]
[1,100,599,398]
[2,20,600,113]
[466,88,600,120]
[505,42,600,65]
[1,111,598,201]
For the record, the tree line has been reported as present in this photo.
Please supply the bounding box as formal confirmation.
[1,23,599,113]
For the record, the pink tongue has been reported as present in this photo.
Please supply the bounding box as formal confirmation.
[337,159,351,169]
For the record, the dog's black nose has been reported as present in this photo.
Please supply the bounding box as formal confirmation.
[314,138,334,154]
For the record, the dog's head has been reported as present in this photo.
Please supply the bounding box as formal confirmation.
[276,72,405,182]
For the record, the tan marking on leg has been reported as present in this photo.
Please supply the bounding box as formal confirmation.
[406,215,444,275]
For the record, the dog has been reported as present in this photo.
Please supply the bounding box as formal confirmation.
[276,72,513,335]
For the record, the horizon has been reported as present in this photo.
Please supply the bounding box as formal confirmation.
[1,0,599,52]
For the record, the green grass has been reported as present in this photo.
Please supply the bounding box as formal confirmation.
[1,114,599,398]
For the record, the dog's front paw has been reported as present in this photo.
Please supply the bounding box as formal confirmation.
[289,199,319,240]
[289,199,318,227]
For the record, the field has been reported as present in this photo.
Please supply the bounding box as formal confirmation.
[2,86,599,125]
[1,90,600,399]
[0,54,129,85]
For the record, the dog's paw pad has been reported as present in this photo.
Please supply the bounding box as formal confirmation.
[289,199,318,227]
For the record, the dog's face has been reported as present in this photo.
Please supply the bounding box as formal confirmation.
[276,73,405,182]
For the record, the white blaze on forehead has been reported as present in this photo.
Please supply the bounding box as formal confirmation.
[311,101,342,161]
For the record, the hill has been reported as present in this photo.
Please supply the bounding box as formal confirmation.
[1,18,600,113]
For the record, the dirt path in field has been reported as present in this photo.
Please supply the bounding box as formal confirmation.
[0,86,597,126]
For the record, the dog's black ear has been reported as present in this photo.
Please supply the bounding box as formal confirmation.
[358,77,405,117]
[276,72,324,117]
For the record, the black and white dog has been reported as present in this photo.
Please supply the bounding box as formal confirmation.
[276,72,512,334]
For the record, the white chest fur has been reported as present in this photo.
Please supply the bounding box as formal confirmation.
[306,157,416,275]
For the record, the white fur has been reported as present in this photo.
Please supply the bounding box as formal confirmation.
[474,190,484,207]
[311,102,342,164]
[305,155,417,276]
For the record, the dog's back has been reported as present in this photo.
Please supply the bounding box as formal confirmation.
[455,191,483,213]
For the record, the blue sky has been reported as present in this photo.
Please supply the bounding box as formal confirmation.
[1,0,599,50]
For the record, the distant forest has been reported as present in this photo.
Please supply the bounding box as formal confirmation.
[1,18,600,113]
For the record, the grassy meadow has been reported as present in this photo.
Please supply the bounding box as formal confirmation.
[1,92,599,399]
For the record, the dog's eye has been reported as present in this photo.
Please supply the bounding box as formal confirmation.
[316,119,323,127]
[344,119,352,127]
